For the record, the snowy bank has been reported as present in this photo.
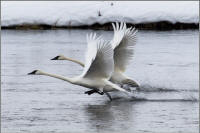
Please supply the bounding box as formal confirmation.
[1,1,199,30]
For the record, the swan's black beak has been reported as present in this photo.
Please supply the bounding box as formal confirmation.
[51,56,59,60]
[28,70,37,75]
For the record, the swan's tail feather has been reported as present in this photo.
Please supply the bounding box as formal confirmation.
[105,80,130,95]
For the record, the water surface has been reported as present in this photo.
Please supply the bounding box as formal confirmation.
[1,29,199,133]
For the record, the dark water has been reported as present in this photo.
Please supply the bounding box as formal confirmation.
[1,29,199,133]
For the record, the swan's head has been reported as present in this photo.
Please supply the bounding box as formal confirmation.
[51,55,66,60]
[28,70,43,75]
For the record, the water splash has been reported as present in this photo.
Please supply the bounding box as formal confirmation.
[109,88,199,102]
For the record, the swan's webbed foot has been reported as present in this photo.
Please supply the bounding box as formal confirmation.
[84,89,104,95]
[84,90,97,95]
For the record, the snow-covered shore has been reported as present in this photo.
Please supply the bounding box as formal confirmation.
[1,1,199,30]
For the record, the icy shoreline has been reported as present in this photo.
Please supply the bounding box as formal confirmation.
[2,1,199,30]
[1,21,198,30]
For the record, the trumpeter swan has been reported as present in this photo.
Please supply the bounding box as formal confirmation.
[51,22,139,90]
[28,33,129,101]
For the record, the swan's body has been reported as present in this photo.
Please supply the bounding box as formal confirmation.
[29,70,124,93]
[52,22,139,89]
[29,33,128,100]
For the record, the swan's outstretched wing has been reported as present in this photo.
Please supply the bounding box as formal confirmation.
[111,22,127,49]
[112,23,138,72]
[81,33,114,79]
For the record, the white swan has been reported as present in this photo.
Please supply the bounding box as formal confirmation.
[51,22,139,90]
[28,33,128,101]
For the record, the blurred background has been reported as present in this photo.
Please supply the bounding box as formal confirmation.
[2,1,199,30]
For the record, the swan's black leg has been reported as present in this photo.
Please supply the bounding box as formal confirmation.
[85,89,104,95]
[97,91,104,95]
[84,89,97,95]
[105,92,112,101]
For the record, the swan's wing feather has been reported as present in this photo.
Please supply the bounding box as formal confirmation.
[81,33,114,79]
[114,27,138,72]
[111,22,126,49]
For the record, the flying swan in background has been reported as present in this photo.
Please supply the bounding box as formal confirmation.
[28,33,129,101]
[51,22,139,91]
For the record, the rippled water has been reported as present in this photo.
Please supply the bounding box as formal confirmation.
[2,29,199,133]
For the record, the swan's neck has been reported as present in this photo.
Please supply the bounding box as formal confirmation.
[64,57,85,67]
[41,71,76,84]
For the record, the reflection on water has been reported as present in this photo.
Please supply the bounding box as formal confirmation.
[84,99,198,133]
[85,101,135,132]
[85,104,116,131]
[2,29,199,133]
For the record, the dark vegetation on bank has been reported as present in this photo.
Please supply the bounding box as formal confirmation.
[1,21,199,30]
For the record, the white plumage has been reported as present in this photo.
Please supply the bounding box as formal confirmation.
[29,32,128,101]
[51,22,139,89]
[81,33,113,79]
[112,24,137,72]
